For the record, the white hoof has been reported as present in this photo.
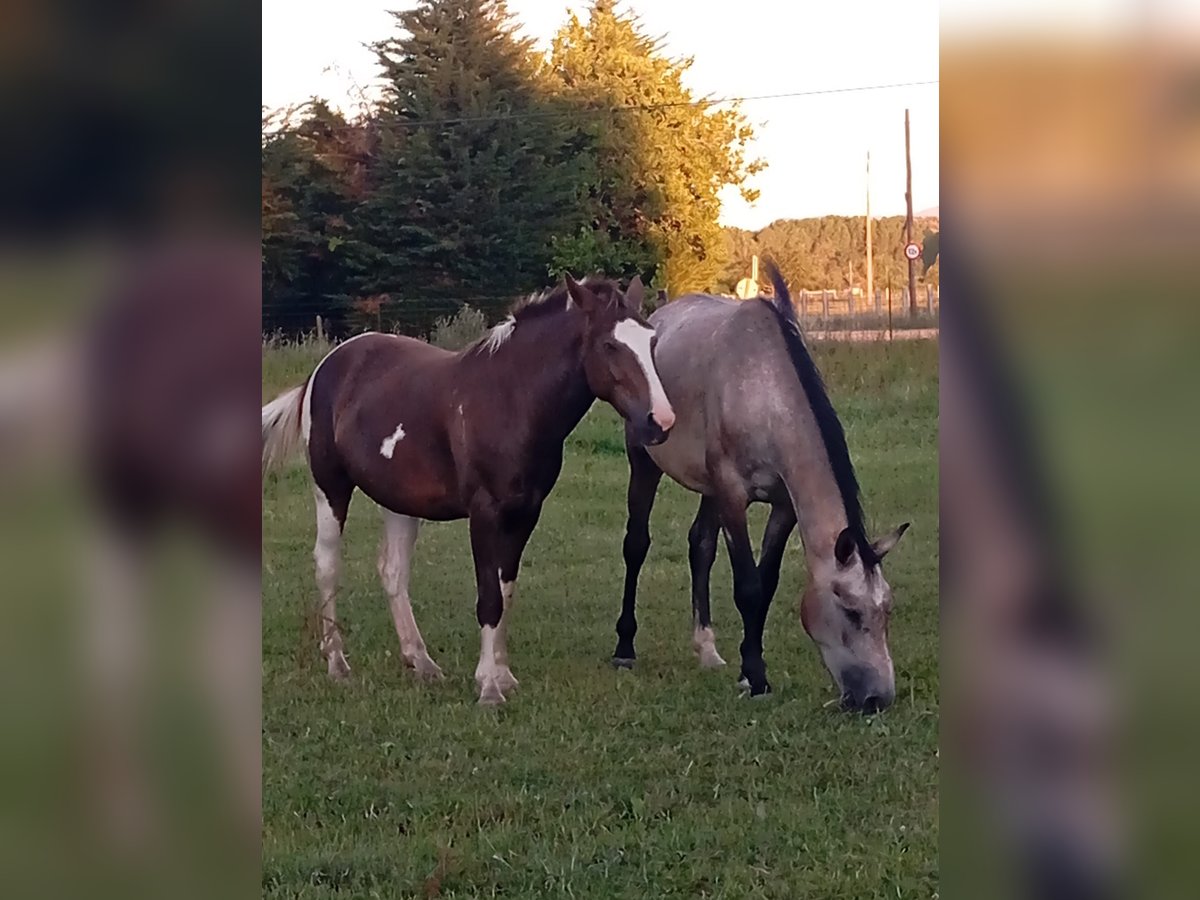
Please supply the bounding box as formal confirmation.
[736,675,750,690]
[494,666,519,692]
[477,677,507,706]
[409,654,444,681]
[698,646,727,669]
[327,651,352,681]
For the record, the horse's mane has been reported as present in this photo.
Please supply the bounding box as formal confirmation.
[758,259,880,569]
[472,276,625,355]
[508,276,623,321]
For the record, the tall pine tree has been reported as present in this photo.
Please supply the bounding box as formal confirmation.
[354,0,589,327]
[262,101,371,334]
[548,1,762,294]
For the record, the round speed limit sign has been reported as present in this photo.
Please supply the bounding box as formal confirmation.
[904,242,921,261]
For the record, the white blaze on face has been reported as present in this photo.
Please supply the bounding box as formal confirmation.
[612,318,675,431]
[379,422,406,459]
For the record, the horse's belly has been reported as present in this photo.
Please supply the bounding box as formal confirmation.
[647,428,711,494]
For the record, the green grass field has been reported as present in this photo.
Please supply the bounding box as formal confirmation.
[262,338,939,899]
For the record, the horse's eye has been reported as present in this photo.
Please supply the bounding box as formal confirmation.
[841,607,863,629]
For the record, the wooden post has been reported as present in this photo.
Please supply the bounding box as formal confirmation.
[799,289,808,320]
[905,108,917,317]
[887,284,893,340]
[865,151,873,315]
[316,314,324,341]
[822,289,830,320]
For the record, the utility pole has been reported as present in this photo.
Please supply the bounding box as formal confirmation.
[865,151,873,314]
[905,108,917,317]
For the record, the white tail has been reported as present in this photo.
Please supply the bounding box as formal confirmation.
[261,384,305,474]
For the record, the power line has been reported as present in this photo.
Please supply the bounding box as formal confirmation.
[265,79,939,134]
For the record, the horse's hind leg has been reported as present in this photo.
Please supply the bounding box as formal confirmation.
[688,495,725,669]
[612,439,663,667]
[313,482,352,680]
[377,509,442,680]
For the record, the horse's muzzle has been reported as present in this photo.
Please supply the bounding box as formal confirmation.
[839,665,895,714]
[637,413,671,446]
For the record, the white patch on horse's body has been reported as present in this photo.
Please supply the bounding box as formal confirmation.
[482,317,516,353]
[613,318,675,430]
[379,422,406,459]
[377,510,441,679]
[301,332,382,446]
[313,487,350,679]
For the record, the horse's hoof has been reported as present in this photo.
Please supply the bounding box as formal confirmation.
[611,657,636,670]
[327,653,352,681]
[477,678,506,706]
[736,675,750,690]
[698,648,727,669]
[410,656,444,681]
[495,667,519,691]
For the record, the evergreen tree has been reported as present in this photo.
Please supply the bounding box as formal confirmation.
[354,0,589,327]
[548,1,762,294]
[261,101,369,334]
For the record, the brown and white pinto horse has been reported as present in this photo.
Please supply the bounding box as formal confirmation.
[262,275,674,704]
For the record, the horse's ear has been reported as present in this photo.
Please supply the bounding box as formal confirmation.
[834,528,857,567]
[565,273,598,313]
[871,522,910,560]
[624,275,644,313]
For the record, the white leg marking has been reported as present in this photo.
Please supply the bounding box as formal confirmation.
[379,422,406,459]
[377,510,442,680]
[493,570,519,691]
[692,623,727,669]
[613,319,675,430]
[313,488,350,680]
[475,625,506,705]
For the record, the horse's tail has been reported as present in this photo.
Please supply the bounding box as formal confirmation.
[262,384,305,475]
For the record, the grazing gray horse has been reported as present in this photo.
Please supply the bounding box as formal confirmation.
[613,261,909,710]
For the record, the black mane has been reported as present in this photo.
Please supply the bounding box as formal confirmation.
[758,260,880,568]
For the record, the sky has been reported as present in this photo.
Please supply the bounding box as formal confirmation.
[262,1,940,230]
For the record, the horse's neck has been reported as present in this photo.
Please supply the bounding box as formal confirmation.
[486,311,593,442]
[781,440,850,566]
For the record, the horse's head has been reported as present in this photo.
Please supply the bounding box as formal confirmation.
[800,523,909,713]
[565,274,675,446]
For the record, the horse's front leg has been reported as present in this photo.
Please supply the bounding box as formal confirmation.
[469,503,515,705]
[713,478,771,696]
[612,437,663,667]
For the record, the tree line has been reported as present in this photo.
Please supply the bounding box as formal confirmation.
[718,216,939,297]
[261,0,936,338]
[262,0,759,336]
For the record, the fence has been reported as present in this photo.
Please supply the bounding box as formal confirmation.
[793,285,939,321]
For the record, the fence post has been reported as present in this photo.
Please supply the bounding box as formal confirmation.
[874,289,881,316]
[799,290,807,321]
[822,289,830,320]
[315,315,324,341]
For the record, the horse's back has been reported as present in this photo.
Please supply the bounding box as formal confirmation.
[306,333,466,518]
[647,295,809,499]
